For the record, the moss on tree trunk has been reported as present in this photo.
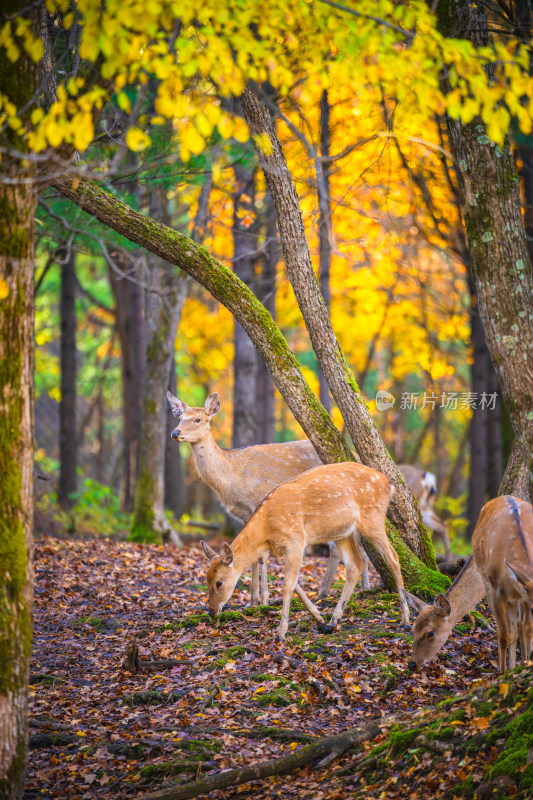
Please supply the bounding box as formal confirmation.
[0,4,38,797]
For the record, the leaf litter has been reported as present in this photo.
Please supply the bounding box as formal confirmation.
[26,538,532,800]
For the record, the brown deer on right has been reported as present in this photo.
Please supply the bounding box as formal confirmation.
[398,464,451,560]
[471,496,533,673]
[407,495,533,674]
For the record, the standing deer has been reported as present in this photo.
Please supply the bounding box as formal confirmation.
[471,496,533,673]
[407,496,533,673]
[398,464,451,559]
[201,462,410,641]
[167,391,369,605]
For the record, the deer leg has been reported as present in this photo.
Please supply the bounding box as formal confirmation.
[278,547,305,643]
[507,604,519,671]
[443,529,452,561]
[518,601,533,664]
[359,547,370,590]
[251,561,260,607]
[491,590,510,674]
[293,584,325,627]
[317,541,341,599]
[325,536,364,632]
[364,524,410,627]
[259,552,270,606]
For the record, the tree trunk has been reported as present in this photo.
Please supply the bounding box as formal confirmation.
[318,90,332,413]
[232,161,258,447]
[441,0,533,501]
[164,358,182,518]
[58,247,77,508]
[131,189,187,544]
[255,193,278,444]
[52,175,450,593]
[0,3,37,796]
[240,84,435,566]
[108,254,144,511]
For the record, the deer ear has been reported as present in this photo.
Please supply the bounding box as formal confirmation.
[201,540,218,561]
[433,593,451,618]
[204,392,221,418]
[404,591,426,614]
[167,392,188,417]
[219,542,234,566]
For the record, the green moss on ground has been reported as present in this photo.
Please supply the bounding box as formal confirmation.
[356,665,533,798]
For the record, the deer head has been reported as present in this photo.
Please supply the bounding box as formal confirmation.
[167,392,220,443]
[201,540,240,616]
[407,592,452,671]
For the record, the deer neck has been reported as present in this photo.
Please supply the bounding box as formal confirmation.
[445,556,486,625]
[231,516,269,576]
[190,429,230,491]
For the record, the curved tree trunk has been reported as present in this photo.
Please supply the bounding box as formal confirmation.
[240,84,435,566]
[0,3,37,796]
[440,0,533,501]
[52,174,449,594]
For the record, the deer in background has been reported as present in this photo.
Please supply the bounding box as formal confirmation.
[407,496,533,673]
[167,391,369,606]
[201,462,410,641]
[398,464,451,560]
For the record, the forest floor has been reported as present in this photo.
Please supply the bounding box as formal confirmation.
[25,537,533,800]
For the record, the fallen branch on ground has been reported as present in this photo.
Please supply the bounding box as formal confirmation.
[140,717,392,800]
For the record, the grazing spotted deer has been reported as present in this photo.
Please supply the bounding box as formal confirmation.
[406,556,486,671]
[398,464,451,559]
[407,496,533,673]
[167,391,369,605]
[471,496,533,673]
[201,462,410,642]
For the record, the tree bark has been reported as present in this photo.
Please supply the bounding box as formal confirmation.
[108,254,144,511]
[254,192,278,444]
[240,84,435,566]
[164,358,182,518]
[0,3,37,796]
[58,247,77,508]
[131,189,186,544]
[51,175,449,593]
[232,161,258,447]
[440,0,533,501]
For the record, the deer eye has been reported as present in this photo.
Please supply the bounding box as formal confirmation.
[216,580,222,589]
[427,631,435,639]
[195,418,201,423]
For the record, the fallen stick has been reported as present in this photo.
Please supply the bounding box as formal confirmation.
[140,717,391,800]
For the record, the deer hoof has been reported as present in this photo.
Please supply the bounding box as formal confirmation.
[400,624,411,631]
[318,622,335,634]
